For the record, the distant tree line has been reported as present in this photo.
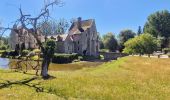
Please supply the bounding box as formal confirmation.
[0,37,9,50]
[100,10,170,55]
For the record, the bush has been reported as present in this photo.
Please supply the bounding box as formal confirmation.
[162,48,170,54]
[99,55,104,60]
[8,50,19,58]
[0,45,7,50]
[0,51,8,58]
[33,49,41,53]
[52,53,78,64]
[0,50,5,54]
[82,55,98,61]
[21,50,30,56]
[99,49,109,52]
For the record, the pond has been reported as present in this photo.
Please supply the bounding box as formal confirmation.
[0,58,10,69]
[0,58,104,71]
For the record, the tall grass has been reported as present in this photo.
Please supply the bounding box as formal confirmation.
[0,57,170,100]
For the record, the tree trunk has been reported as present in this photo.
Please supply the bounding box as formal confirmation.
[148,54,150,58]
[41,57,50,79]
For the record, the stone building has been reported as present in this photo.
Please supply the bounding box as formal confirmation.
[9,24,43,50]
[47,18,100,56]
[10,18,100,56]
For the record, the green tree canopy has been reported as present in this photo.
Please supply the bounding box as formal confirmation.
[118,29,136,51]
[103,32,118,52]
[144,10,170,48]
[123,33,158,55]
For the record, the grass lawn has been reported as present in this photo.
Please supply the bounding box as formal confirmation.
[0,56,170,100]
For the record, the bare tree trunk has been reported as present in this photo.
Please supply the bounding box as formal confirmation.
[41,57,50,79]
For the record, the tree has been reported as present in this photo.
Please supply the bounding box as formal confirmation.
[144,10,170,48]
[98,35,104,49]
[103,32,118,52]
[0,0,63,79]
[38,18,69,36]
[137,26,142,36]
[123,33,158,57]
[0,37,9,50]
[42,39,56,73]
[118,29,136,52]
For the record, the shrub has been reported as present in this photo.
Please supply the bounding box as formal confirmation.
[21,50,30,56]
[0,45,7,50]
[52,53,78,64]
[162,48,170,54]
[0,51,8,58]
[78,56,83,61]
[0,50,5,54]
[99,55,104,60]
[82,55,98,61]
[99,49,109,52]
[8,50,19,58]
[33,49,41,53]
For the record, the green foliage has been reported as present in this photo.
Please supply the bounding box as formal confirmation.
[0,45,7,50]
[33,49,41,53]
[21,50,30,56]
[99,36,104,49]
[162,48,170,54]
[81,55,98,61]
[43,39,56,58]
[123,33,158,55]
[99,49,109,52]
[144,10,170,48]
[52,53,78,64]
[118,29,136,51]
[103,32,118,52]
[137,26,142,36]
[0,51,8,58]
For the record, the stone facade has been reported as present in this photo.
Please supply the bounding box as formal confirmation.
[9,24,43,50]
[47,18,100,56]
[10,18,99,56]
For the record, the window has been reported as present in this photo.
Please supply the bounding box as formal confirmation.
[78,47,79,51]
[78,41,79,44]
[68,46,69,50]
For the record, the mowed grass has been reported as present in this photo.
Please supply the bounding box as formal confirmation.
[0,56,170,100]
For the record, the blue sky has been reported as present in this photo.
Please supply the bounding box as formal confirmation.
[0,0,170,36]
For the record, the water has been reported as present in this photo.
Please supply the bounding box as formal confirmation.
[0,58,103,71]
[0,58,10,69]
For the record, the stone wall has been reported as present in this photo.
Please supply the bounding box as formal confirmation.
[99,52,128,60]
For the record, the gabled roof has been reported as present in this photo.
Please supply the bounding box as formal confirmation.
[69,19,94,35]
[47,34,68,42]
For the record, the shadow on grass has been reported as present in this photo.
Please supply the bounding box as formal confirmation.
[0,77,44,92]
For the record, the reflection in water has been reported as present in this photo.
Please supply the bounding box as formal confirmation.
[0,58,10,69]
[0,58,103,71]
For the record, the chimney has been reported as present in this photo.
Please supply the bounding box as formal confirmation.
[77,17,82,29]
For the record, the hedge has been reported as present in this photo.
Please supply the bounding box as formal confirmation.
[52,53,78,64]
[0,50,19,58]
[21,50,30,56]
[163,48,170,54]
